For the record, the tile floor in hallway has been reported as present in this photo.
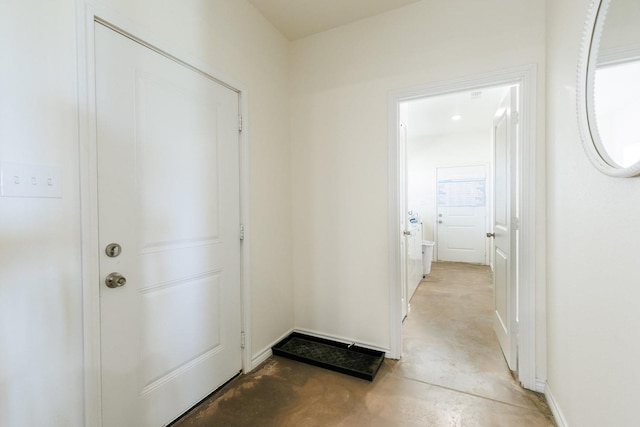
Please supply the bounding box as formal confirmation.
[172,262,555,427]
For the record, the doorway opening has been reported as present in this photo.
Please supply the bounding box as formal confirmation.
[388,66,541,391]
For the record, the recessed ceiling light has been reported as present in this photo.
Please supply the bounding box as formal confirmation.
[451,115,462,121]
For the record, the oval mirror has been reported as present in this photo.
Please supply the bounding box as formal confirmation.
[578,0,640,177]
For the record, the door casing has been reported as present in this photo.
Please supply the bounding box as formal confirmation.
[76,5,252,426]
[387,65,543,391]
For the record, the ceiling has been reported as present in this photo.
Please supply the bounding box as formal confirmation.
[245,0,509,137]
[247,0,422,40]
[404,86,511,138]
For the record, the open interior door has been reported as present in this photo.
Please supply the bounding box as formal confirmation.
[489,86,518,371]
[399,122,409,320]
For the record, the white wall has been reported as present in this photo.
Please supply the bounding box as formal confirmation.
[0,2,82,426]
[407,130,492,242]
[290,0,546,360]
[546,0,640,425]
[0,1,293,425]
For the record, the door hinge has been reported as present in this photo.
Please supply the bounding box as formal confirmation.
[241,331,246,349]
[239,224,245,241]
[238,115,243,132]
[512,110,520,125]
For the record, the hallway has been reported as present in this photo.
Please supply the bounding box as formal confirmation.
[173,262,554,426]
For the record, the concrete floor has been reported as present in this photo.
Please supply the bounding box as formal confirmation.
[172,262,555,427]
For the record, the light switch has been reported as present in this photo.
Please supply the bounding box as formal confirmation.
[1,161,62,198]
[1,162,24,197]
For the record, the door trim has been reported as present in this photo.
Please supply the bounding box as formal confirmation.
[387,64,543,390]
[76,4,252,425]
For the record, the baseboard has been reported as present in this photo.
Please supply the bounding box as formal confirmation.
[545,383,569,427]
[293,328,390,356]
[249,328,294,371]
[250,348,272,371]
[535,378,546,394]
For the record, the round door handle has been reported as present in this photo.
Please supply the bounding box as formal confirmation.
[105,272,127,288]
[486,232,495,238]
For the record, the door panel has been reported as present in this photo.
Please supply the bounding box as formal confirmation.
[491,86,518,371]
[493,248,508,332]
[136,72,221,246]
[95,23,241,427]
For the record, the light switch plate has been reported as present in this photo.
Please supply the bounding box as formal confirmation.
[1,161,62,198]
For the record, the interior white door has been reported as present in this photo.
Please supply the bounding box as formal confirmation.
[436,166,487,264]
[491,86,518,371]
[95,23,242,427]
[399,122,409,320]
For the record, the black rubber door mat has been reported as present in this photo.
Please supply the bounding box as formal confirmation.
[272,332,385,381]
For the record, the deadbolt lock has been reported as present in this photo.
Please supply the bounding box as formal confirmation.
[105,243,122,258]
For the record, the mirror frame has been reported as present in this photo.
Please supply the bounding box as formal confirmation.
[577,0,640,177]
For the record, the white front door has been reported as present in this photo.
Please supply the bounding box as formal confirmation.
[95,23,242,426]
[490,86,518,371]
[436,166,487,264]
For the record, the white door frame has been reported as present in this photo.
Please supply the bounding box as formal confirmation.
[387,65,542,391]
[76,4,252,425]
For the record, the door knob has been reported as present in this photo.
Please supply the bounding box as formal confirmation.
[403,230,411,236]
[486,232,495,238]
[438,220,443,224]
[105,272,127,288]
